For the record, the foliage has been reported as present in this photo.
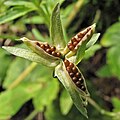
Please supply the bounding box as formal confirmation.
[0,0,120,120]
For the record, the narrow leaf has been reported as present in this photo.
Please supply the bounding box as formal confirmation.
[4,1,36,9]
[2,46,60,67]
[50,3,66,50]
[0,6,35,24]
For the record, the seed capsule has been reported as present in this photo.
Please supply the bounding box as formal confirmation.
[67,24,96,52]
[64,59,87,92]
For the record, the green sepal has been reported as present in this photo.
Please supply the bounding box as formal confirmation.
[2,46,60,67]
[55,61,89,118]
[50,3,66,50]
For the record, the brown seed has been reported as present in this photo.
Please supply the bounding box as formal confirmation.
[68,45,74,51]
[76,72,81,78]
[46,49,51,54]
[40,44,45,50]
[73,41,78,46]
[72,77,77,82]
[69,72,74,77]
[36,42,41,47]
[56,52,61,57]
[79,78,83,83]
[51,46,56,51]
[45,43,50,48]
[80,85,86,91]
[67,66,71,73]
[69,62,74,68]
[76,81,81,87]
[64,59,69,67]
[72,67,78,73]
[78,33,84,38]
[71,37,77,43]
[52,51,56,56]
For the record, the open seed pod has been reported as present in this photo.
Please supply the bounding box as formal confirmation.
[21,37,62,59]
[63,24,96,57]
[55,59,90,118]
[63,59,89,96]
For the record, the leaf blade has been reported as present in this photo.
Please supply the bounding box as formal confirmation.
[2,46,59,67]
[50,3,66,50]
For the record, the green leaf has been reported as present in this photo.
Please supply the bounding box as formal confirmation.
[84,44,101,59]
[0,6,35,24]
[33,78,59,111]
[0,49,12,85]
[86,33,100,49]
[50,3,66,50]
[107,45,120,79]
[0,83,41,120]
[3,57,30,88]
[112,97,120,112]
[4,0,36,9]
[60,89,73,115]
[2,46,60,67]
[55,62,88,118]
[101,22,120,47]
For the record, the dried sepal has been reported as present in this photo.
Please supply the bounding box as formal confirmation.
[21,37,62,59]
[63,24,96,56]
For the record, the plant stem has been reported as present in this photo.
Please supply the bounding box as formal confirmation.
[8,62,37,90]
[88,97,116,117]
[65,0,85,28]
[25,110,38,120]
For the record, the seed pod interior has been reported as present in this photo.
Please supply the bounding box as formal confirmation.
[67,24,96,52]
[64,59,89,95]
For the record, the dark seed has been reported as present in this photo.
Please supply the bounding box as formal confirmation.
[69,62,74,68]
[52,51,56,56]
[36,42,41,47]
[40,44,45,50]
[71,37,77,43]
[79,78,83,83]
[73,41,78,46]
[68,45,74,51]
[46,49,51,54]
[72,67,77,73]
[51,46,56,51]
[81,86,86,91]
[76,81,81,87]
[64,59,69,67]
[72,77,77,82]
[69,72,74,77]
[76,72,81,78]
[67,66,71,73]
[45,43,50,48]
[56,52,61,57]
[78,33,84,38]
